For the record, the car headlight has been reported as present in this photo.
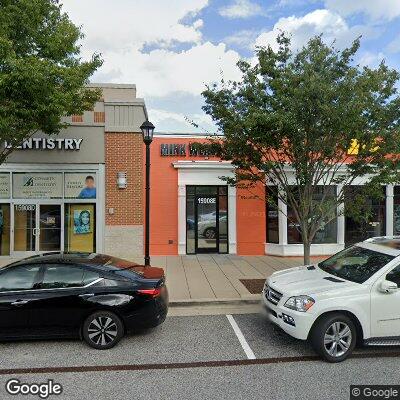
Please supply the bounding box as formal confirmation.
[284,296,315,312]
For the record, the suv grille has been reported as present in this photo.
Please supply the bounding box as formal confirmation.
[265,285,283,305]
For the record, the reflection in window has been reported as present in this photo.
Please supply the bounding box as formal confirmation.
[287,186,337,244]
[0,264,40,291]
[266,187,279,244]
[186,188,195,254]
[345,186,386,245]
[42,265,85,289]
[0,204,10,255]
[394,187,400,235]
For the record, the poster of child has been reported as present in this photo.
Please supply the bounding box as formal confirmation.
[73,209,91,234]
[78,175,96,199]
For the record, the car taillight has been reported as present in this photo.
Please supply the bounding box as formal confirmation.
[137,288,161,298]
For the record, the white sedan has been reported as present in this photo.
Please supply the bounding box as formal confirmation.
[263,236,400,362]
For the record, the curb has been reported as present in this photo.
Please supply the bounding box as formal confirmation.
[169,297,261,307]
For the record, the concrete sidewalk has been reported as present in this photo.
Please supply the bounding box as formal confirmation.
[141,254,325,304]
[0,254,325,304]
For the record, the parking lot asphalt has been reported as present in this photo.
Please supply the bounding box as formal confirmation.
[1,309,400,400]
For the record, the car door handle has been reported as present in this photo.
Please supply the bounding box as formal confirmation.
[79,293,95,299]
[11,300,30,306]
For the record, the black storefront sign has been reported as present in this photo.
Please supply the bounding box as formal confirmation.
[160,143,213,157]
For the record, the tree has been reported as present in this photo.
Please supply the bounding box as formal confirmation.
[202,34,400,264]
[0,0,102,162]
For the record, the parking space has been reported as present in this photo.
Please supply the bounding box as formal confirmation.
[1,311,400,399]
[0,311,398,373]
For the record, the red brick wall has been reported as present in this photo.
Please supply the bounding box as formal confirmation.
[105,132,143,225]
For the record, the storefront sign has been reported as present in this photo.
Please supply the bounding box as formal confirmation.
[4,138,83,151]
[13,173,63,199]
[160,143,213,157]
[65,173,97,199]
[0,174,10,199]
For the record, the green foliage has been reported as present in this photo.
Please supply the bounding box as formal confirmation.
[0,0,102,161]
[202,33,400,261]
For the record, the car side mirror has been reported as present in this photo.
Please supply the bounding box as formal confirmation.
[379,280,398,294]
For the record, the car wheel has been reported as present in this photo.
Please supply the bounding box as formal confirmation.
[204,227,216,239]
[310,313,356,363]
[82,311,124,350]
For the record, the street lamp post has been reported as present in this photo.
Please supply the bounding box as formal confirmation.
[140,120,155,266]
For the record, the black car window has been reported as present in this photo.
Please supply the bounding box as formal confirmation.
[100,278,132,287]
[387,265,400,287]
[41,265,85,289]
[82,269,100,286]
[0,264,40,292]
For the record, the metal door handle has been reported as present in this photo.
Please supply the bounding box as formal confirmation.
[11,300,30,306]
[79,293,94,299]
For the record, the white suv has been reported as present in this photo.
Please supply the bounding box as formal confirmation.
[263,237,400,362]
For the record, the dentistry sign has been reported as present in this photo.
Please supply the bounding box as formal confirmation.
[4,138,83,151]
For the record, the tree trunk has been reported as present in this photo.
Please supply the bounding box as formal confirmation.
[303,241,311,265]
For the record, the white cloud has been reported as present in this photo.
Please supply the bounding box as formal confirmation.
[62,0,209,53]
[61,0,242,132]
[101,42,241,98]
[357,51,385,67]
[325,0,400,21]
[386,36,400,54]
[219,0,263,19]
[254,9,372,52]
[224,29,263,49]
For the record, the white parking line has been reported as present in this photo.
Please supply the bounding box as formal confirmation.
[226,314,256,360]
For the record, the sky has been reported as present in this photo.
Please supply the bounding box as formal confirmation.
[61,0,400,133]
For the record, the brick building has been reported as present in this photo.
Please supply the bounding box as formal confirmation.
[0,84,146,260]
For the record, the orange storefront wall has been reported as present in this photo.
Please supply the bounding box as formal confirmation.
[146,137,265,255]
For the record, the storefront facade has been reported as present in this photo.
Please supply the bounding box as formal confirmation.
[0,83,147,259]
[149,135,266,256]
[149,134,400,257]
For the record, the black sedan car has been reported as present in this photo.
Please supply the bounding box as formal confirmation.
[0,252,168,349]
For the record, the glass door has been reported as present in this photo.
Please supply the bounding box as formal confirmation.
[13,204,37,255]
[39,204,61,252]
[13,203,62,255]
[196,195,218,253]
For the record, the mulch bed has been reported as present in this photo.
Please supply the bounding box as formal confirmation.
[239,279,266,294]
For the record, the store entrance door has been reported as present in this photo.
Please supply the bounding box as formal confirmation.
[186,186,229,254]
[13,203,62,256]
[196,195,218,253]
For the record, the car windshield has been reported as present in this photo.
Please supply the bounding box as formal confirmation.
[318,245,394,284]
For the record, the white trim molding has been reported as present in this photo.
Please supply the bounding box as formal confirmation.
[265,242,344,257]
[173,161,237,255]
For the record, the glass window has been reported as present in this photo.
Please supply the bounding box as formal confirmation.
[186,188,195,254]
[82,269,100,286]
[218,192,228,253]
[386,265,400,287]
[318,246,394,284]
[345,186,386,245]
[393,187,400,235]
[0,204,10,255]
[287,186,337,244]
[266,187,279,244]
[41,265,85,289]
[12,173,62,199]
[0,264,40,291]
[64,173,97,199]
[65,204,96,253]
